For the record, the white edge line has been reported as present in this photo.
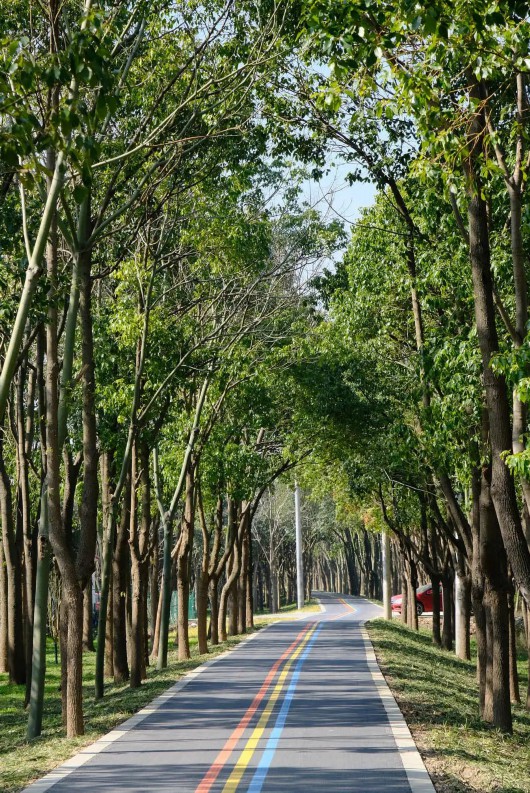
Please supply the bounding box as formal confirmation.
[360,625,436,793]
[21,627,270,793]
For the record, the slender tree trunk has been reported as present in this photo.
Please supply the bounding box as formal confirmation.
[151,580,163,660]
[45,155,84,736]
[149,551,159,654]
[0,539,7,673]
[77,238,99,587]
[17,366,35,703]
[176,468,195,660]
[245,519,254,630]
[0,445,25,684]
[507,580,520,704]
[480,462,512,732]
[129,443,151,687]
[112,477,130,684]
[83,579,94,652]
[431,573,442,647]
[209,578,219,646]
[401,565,408,625]
[454,567,471,661]
[129,560,143,688]
[471,467,487,713]
[523,603,530,709]
[441,576,453,651]
[104,578,114,678]
[465,104,530,605]
[26,491,50,739]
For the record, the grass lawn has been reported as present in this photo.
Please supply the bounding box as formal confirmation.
[367,619,530,793]
[0,625,265,793]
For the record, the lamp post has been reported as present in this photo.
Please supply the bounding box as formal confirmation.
[295,482,304,610]
[382,530,392,620]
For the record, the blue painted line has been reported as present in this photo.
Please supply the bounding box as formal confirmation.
[247,623,323,793]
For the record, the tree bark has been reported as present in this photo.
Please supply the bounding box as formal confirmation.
[0,441,25,684]
[480,462,512,732]
[465,87,530,606]
[112,470,130,683]
[83,579,94,652]
[454,567,471,661]
[431,573,442,647]
[176,467,195,660]
[0,539,7,673]
[507,579,520,704]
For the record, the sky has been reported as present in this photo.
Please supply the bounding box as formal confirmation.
[303,160,377,223]
[302,161,378,267]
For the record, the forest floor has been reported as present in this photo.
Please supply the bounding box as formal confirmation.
[367,619,530,793]
[0,625,267,793]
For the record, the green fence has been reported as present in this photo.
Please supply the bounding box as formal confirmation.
[168,591,197,626]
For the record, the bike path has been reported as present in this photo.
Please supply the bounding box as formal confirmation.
[24,593,432,793]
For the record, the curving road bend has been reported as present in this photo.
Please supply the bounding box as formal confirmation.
[25,593,429,793]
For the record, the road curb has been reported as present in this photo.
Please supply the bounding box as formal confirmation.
[21,627,270,793]
[361,626,436,793]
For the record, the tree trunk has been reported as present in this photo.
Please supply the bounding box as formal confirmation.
[26,506,50,739]
[129,559,143,688]
[104,576,114,678]
[401,565,408,625]
[480,462,512,732]
[523,603,530,709]
[454,568,471,661]
[507,580,520,704]
[218,502,240,642]
[441,575,453,651]
[0,442,26,684]
[64,584,84,736]
[466,102,530,605]
[83,579,94,652]
[431,573,442,647]
[129,443,151,687]
[149,551,159,654]
[176,468,195,660]
[112,477,130,684]
[0,539,7,673]
[471,467,487,714]
[209,578,219,646]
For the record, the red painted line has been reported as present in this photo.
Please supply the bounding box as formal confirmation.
[195,621,315,793]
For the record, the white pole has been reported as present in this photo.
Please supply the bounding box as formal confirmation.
[382,530,392,620]
[295,482,304,610]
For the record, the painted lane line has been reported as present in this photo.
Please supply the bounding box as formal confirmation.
[325,598,357,621]
[247,622,323,793]
[195,621,316,793]
[221,624,318,792]
[22,629,268,793]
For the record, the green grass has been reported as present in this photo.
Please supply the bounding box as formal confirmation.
[0,625,265,793]
[366,619,530,793]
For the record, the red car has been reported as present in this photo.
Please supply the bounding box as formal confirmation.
[391,583,443,616]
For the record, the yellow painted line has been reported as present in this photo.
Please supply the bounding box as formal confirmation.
[338,597,357,613]
[221,623,318,792]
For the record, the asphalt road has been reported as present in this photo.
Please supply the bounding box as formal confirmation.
[33,593,416,793]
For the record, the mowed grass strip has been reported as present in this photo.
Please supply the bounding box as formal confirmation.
[0,626,265,793]
[366,619,530,793]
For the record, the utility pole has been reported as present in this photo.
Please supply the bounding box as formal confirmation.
[295,482,304,610]
[382,530,392,620]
